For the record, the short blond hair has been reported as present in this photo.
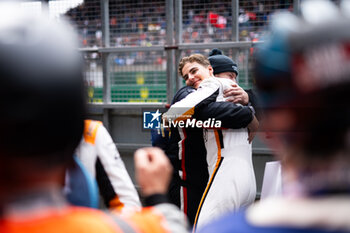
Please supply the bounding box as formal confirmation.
[178,54,210,77]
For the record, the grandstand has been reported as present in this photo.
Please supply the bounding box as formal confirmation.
[65,0,293,47]
[62,0,294,103]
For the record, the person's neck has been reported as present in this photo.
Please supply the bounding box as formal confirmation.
[2,184,68,219]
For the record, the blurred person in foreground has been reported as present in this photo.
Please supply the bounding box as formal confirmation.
[198,1,350,233]
[0,5,187,233]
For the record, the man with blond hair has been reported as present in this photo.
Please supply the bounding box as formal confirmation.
[164,53,257,230]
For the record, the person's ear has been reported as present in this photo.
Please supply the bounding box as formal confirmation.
[208,65,214,76]
[233,73,237,82]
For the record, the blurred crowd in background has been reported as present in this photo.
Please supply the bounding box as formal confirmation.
[64,0,294,48]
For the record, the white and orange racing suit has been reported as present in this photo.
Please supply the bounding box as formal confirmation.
[164,77,256,230]
[75,120,141,211]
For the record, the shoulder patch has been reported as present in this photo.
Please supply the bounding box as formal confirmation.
[84,120,103,144]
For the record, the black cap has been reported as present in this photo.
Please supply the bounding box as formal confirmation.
[208,49,239,76]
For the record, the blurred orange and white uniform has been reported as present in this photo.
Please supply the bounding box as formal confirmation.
[0,187,188,233]
[75,120,141,211]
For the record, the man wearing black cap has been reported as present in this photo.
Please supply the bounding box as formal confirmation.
[209,48,239,78]
[208,48,259,111]
[159,51,259,227]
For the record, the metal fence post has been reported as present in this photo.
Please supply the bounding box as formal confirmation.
[232,0,240,84]
[101,0,111,130]
[101,0,110,47]
[244,49,249,86]
[166,0,175,104]
[232,0,239,42]
[175,0,183,92]
[294,0,301,16]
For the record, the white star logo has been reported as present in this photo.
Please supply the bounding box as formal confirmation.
[150,109,162,122]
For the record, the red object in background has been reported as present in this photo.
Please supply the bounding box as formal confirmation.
[194,12,206,24]
[208,12,227,29]
[246,12,257,20]
[209,12,218,25]
[110,17,117,26]
[250,38,259,55]
[156,57,163,65]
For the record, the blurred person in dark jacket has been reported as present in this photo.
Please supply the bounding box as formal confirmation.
[198,1,350,233]
[0,5,187,233]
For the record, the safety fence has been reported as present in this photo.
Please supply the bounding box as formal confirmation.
[16,0,303,105]
[83,47,254,103]
[63,0,298,105]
